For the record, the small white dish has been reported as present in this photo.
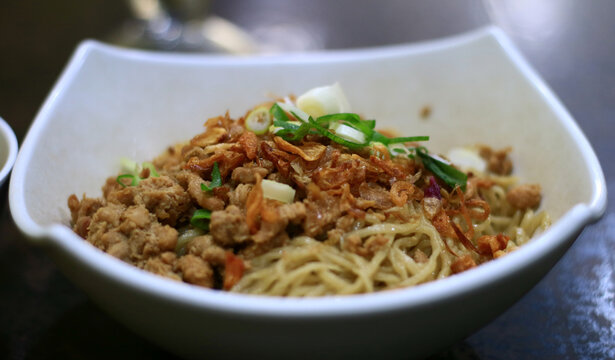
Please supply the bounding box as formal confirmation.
[0,116,18,187]
[9,26,607,359]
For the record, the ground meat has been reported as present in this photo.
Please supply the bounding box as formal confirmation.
[153,144,184,173]
[185,235,226,266]
[144,252,181,281]
[228,184,253,208]
[67,194,103,238]
[506,184,542,210]
[251,202,306,244]
[175,170,225,211]
[209,205,250,246]
[107,176,192,226]
[86,203,178,263]
[477,234,509,257]
[175,254,214,287]
[107,236,130,260]
[343,234,388,257]
[479,145,513,175]
[231,166,269,184]
[243,229,289,259]
[276,201,307,225]
[451,255,477,274]
[335,214,356,232]
[102,176,123,199]
[241,201,306,258]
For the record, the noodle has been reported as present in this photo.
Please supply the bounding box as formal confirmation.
[233,183,549,296]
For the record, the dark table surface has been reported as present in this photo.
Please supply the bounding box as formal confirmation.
[1,1,614,359]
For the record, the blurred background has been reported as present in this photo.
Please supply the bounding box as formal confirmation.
[0,1,613,359]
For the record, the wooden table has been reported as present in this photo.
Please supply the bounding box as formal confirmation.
[1,1,613,359]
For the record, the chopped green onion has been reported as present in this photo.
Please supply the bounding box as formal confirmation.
[371,132,392,145]
[286,122,313,142]
[142,162,159,177]
[116,174,138,187]
[273,119,301,131]
[329,122,367,144]
[190,209,212,231]
[371,132,429,146]
[270,103,429,152]
[416,148,467,191]
[120,157,139,175]
[201,162,222,192]
[308,117,368,149]
[245,106,273,135]
[318,113,375,136]
[386,135,430,144]
[274,102,310,122]
[270,103,291,123]
[116,159,160,187]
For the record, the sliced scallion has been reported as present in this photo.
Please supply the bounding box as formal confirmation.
[116,159,160,187]
[416,148,467,191]
[201,162,222,192]
[190,208,212,231]
[329,122,367,144]
[308,117,368,149]
[141,162,159,177]
[245,106,273,135]
[270,103,291,123]
[386,135,430,144]
[116,174,138,187]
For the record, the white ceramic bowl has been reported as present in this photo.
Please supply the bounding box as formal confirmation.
[9,27,606,359]
[0,116,18,187]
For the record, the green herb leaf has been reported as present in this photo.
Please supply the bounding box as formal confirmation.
[371,132,392,145]
[190,209,212,231]
[386,135,430,144]
[116,174,139,187]
[201,162,222,192]
[317,113,376,140]
[308,117,368,149]
[271,106,317,141]
[115,160,160,188]
[273,119,300,131]
[416,149,467,191]
[370,132,429,146]
[270,103,291,122]
[270,104,429,153]
[141,162,160,177]
[285,121,313,142]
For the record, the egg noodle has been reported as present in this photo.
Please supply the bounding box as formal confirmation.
[233,179,550,296]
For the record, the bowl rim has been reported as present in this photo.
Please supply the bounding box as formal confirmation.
[0,116,18,185]
[9,25,607,318]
